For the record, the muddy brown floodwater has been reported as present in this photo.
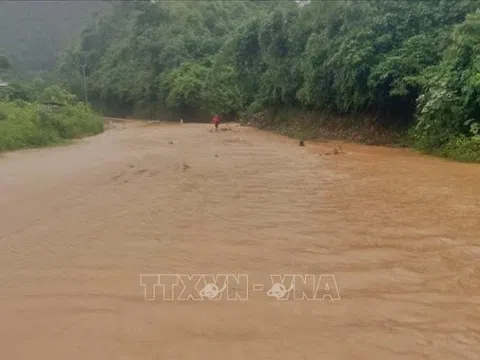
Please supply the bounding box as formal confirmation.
[1,120,479,359]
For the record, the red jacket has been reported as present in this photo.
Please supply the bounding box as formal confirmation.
[212,115,220,124]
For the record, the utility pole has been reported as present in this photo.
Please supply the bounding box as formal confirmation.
[81,64,88,104]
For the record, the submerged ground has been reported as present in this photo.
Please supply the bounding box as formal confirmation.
[1,120,479,359]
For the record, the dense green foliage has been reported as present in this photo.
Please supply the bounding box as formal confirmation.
[55,1,480,160]
[0,83,103,151]
[412,10,480,154]
[57,1,285,118]
[0,79,74,104]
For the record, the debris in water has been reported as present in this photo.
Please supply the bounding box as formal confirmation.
[319,146,345,156]
[333,145,344,155]
[106,120,116,130]
[112,172,125,180]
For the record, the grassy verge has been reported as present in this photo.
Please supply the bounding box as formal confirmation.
[417,136,480,163]
[0,101,104,152]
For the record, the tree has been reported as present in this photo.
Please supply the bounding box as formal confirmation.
[56,0,282,116]
[52,0,480,157]
[0,55,12,71]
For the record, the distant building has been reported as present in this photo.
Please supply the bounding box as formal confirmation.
[0,81,8,87]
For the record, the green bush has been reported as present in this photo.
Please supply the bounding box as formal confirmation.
[0,101,103,151]
[442,135,480,162]
[405,11,480,162]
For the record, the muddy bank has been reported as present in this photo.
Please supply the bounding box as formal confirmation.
[245,109,408,146]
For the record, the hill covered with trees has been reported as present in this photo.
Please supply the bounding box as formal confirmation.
[0,1,109,79]
[13,0,480,161]
[57,0,283,117]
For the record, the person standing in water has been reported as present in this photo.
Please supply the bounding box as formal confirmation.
[211,114,221,131]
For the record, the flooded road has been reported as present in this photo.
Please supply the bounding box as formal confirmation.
[1,120,479,359]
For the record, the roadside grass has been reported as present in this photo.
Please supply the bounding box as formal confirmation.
[0,101,104,152]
